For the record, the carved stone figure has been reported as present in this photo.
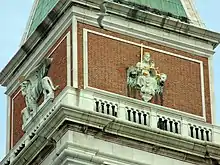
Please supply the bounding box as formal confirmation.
[41,77,59,100]
[21,80,38,123]
[127,52,167,102]
[137,71,158,102]
[127,66,140,98]
[19,58,58,124]
[136,52,151,70]
[155,73,167,95]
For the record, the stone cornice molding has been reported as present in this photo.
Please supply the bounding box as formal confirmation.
[53,142,152,165]
[52,131,219,165]
[86,0,220,44]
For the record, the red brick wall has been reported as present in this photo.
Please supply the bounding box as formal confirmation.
[10,89,25,148]
[77,23,211,123]
[47,38,67,97]
[9,27,71,148]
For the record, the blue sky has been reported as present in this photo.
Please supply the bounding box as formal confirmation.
[0,1,34,160]
[0,0,220,161]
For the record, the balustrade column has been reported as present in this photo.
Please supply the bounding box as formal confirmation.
[198,127,202,140]
[195,127,199,139]
[205,130,211,141]
[169,120,173,132]
[200,129,204,140]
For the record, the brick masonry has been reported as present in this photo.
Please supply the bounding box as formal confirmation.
[9,27,71,148]
[77,23,211,123]
[9,22,212,148]
[10,89,25,148]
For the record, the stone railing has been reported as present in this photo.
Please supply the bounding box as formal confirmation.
[88,88,219,143]
[157,115,181,134]
[94,98,118,117]
[1,88,220,165]
[188,123,212,141]
[125,106,150,126]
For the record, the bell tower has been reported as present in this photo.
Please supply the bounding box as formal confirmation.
[1,0,220,165]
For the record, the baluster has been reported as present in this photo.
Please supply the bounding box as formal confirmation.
[164,119,168,131]
[106,103,110,114]
[101,102,105,113]
[138,111,142,124]
[157,118,163,129]
[206,130,210,141]
[127,109,131,121]
[169,121,173,132]
[174,122,178,134]
[195,127,199,139]
[95,100,99,112]
[190,126,194,138]
[167,119,171,131]
[112,104,115,116]
[143,113,147,125]
[133,110,136,123]
[201,129,204,140]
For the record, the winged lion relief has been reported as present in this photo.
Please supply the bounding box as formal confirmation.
[19,58,59,125]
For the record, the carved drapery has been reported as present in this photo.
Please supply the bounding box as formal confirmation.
[127,52,167,102]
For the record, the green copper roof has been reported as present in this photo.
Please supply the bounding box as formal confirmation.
[28,0,59,36]
[117,0,187,20]
[134,0,186,17]
[28,0,187,36]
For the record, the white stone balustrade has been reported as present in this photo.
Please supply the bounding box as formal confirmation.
[156,115,181,134]
[188,124,212,141]
[94,98,118,117]
[125,106,150,126]
[87,88,219,143]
